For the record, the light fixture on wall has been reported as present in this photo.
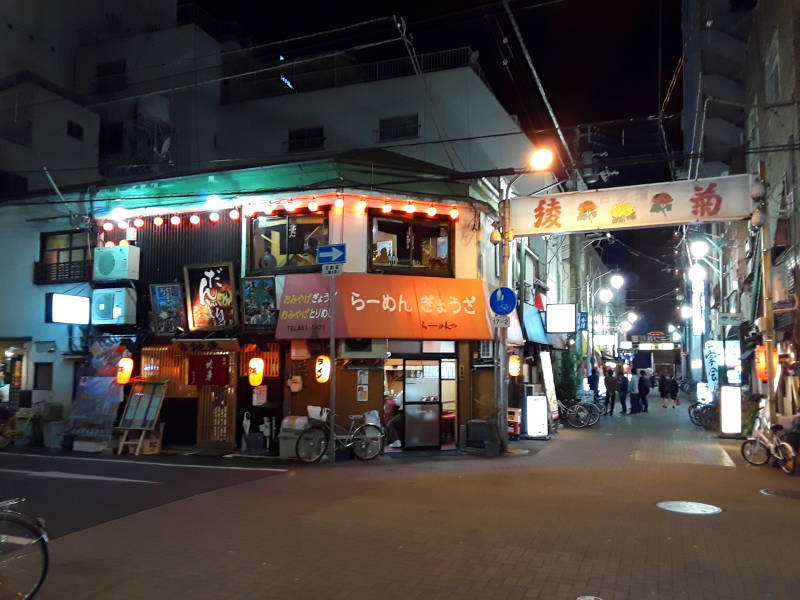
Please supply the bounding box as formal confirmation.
[449,207,459,220]
[133,217,145,228]
[153,216,164,227]
[382,202,392,213]
[189,215,201,225]
[209,212,220,223]
[315,355,332,383]
[307,200,319,212]
[356,199,367,213]
[405,202,415,214]
[228,209,240,221]
[426,206,437,217]
[170,215,181,226]
[248,357,265,387]
[102,222,114,232]
[334,197,345,209]
[116,357,134,384]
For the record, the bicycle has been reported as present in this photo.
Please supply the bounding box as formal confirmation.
[741,420,796,475]
[296,412,385,463]
[0,498,49,599]
[556,399,592,428]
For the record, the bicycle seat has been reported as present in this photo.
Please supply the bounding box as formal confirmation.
[770,424,784,432]
[347,415,364,421]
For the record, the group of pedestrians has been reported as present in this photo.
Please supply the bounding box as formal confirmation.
[588,367,677,416]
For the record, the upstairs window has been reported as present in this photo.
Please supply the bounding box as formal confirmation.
[66,121,84,140]
[35,230,92,284]
[249,212,329,274]
[379,114,419,141]
[287,126,324,152]
[765,31,780,103]
[99,121,124,155]
[368,210,453,276]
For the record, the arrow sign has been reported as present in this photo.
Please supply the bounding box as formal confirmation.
[316,244,347,264]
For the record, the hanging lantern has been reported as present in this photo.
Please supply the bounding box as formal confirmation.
[449,207,460,220]
[308,200,319,212]
[133,217,145,228]
[102,222,114,232]
[116,357,134,384]
[405,202,415,214]
[229,208,241,220]
[334,197,344,209]
[315,355,332,383]
[170,215,181,226]
[356,199,367,213]
[754,345,779,383]
[248,357,265,387]
[189,215,201,225]
[209,212,220,223]
[153,216,164,227]
[117,220,128,230]
[382,202,392,214]
[508,355,522,377]
[104,241,115,247]
[283,200,295,212]
[426,206,437,217]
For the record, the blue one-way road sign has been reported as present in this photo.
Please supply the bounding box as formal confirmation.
[316,244,347,264]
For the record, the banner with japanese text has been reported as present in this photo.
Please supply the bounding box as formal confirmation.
[276,273,492,340]
[510,174,753,236]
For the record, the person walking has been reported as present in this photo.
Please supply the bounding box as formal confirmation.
[629,370,640,414]
[588,367,599,402]
[617,371,629,414]
[638,369,650,412]
[659,371,669,408]
[668,375,680,408]
[603,369,618,415]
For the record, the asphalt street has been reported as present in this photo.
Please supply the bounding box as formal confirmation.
[4,397,800,600]
[0,452,287,538]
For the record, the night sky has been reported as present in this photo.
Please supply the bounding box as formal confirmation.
[195,0,684,332]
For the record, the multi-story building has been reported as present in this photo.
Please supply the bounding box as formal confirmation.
[0,2,588,451]
[682,0,798,414]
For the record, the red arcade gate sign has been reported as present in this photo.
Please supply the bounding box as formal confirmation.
[510,174,752,236]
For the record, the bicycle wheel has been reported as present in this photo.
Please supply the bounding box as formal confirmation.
[741,439,769,465]
[688,403,702,426]
[295,426,328,463]
[351,424,384,460]
[776,442,796,475]
[0,513,49,600]
[583,403,601,426]
[566,405,590,428]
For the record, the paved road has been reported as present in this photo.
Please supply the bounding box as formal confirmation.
[15,398,800,600]
[0,452,287,538]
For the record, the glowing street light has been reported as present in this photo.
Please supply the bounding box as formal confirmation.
[619,321,632,333]
[680,305,693,319]
[626,312,638,323]
[610,274,625,289]
[598,288,613,303]
[672,331,682,342]
[667,323,676,333]
[529,148,554,172]
[690,239,710,259]
[689,263,707,282]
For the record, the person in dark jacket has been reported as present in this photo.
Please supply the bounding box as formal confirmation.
[588,368,599,401]
[668,376,680,408]
[659,372,669,408]
[617,372,629,414]
[604,369,618,415]
[638,369,650,412]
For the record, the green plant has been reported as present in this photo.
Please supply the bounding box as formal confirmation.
[474,396,499,421]
[555,350,580,401]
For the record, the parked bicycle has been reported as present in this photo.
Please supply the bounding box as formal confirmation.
[688,400,719,431]
[556,399,592,428]
[296,411,384,463]
[0,498,49,599]
[741,412,797,475]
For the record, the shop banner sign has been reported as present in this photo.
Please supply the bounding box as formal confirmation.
[183,263,239,331]
[276,273,492,340]
[187,354,231,386]
[150,283,186,336]
[703,340,724,391]
[510,174,752,236]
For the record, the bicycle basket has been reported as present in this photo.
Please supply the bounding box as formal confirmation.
[307,405,330,423]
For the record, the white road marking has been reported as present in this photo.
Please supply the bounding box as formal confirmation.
[0,468,158,484]
[2,453,288,473]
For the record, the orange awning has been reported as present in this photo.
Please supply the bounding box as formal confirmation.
[277,273,492,340]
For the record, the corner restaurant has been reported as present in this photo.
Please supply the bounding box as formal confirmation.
[276,273,492,450]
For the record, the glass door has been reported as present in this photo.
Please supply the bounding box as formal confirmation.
[403,360,441,449]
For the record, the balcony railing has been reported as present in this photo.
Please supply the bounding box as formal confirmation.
[34,260,92,285]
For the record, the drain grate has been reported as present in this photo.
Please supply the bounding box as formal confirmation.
[656,501,722,514]
[760,489,800,500]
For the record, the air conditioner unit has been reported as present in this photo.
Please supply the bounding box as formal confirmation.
[479,340,494,359]
[91,288,137,325]
[93,245,140,281]
[338,338,389,359]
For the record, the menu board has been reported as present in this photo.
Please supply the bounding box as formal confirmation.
[119,381,167,431]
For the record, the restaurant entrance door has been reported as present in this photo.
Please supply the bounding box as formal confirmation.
[384,353,457,451]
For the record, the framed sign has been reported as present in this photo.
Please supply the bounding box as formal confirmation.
[150,283,186,336]
[241,276,278,330]
[119,381,167,431]
[183,263,239,331]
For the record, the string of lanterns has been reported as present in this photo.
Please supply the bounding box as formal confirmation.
[98,195,462,232]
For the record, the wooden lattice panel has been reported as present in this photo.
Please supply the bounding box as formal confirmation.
[239,343,281,378]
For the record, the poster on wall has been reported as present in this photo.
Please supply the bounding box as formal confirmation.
[183,263,239,331]
[150,283,186,336]
[356,369,369,402]
[241,277,278,330]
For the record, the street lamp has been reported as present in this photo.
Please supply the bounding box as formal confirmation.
[680,305,693,319]
[496,147,555,453]
[626,312,638,323]
[619,321,632,333]
[672,331,682,342]
[610,274,625,289]
[689,239,710,259]
[667,323,676,333]
[598,288,613,303]
[688,263,707,282]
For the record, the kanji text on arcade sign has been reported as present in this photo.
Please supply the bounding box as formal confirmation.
[276,273,492,340]
[509,174,753,236]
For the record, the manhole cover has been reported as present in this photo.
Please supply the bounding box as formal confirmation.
[656,501,722,515]
[760,489,800,500]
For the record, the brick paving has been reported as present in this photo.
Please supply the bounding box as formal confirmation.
[40,393,800,600]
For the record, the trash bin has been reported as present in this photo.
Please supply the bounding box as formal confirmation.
[279,416,309,459]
